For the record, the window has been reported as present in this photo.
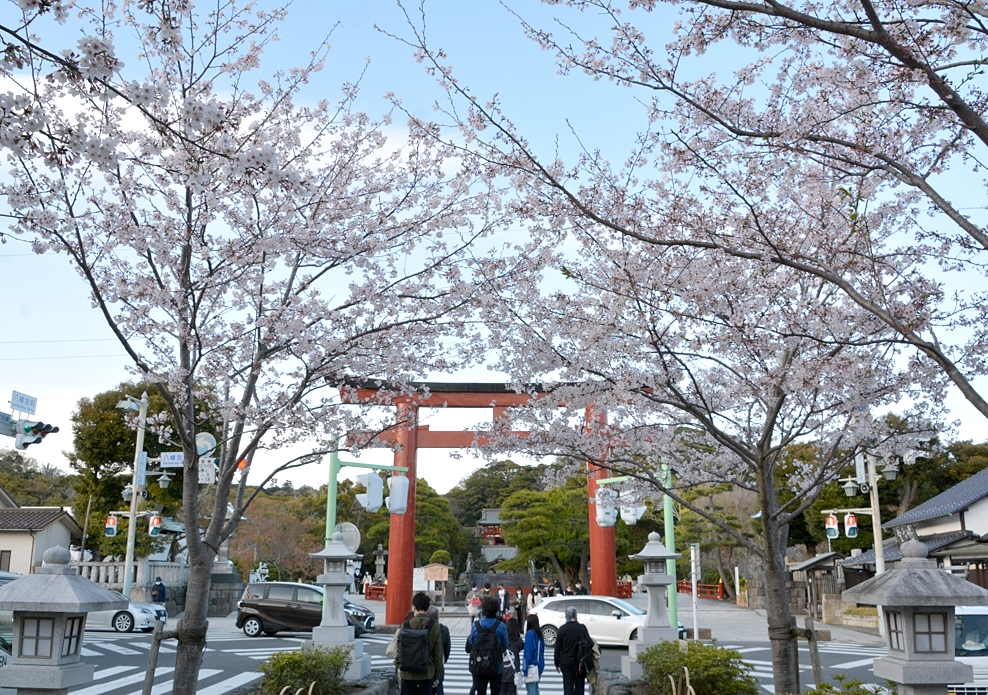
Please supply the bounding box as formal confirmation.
[0,551,10,572]
[296,588,323,605]
[267,585,295,601]
[62,617,83,656]
[20,617,53,658]
[586,600,620,617]
[887,610,904,651]
[915,612,948,652]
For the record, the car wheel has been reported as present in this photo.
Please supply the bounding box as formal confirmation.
[242,617,263,637]
[112,612,135,633]
[542,625,558,647]
[629,628,638,642]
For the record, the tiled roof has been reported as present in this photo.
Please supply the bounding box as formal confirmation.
[884,466,988,529]
[789,552,844,573]
[841,530,974,567]
[0,508,79,534]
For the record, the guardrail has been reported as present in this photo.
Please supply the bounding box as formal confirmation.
[677,579,726,600]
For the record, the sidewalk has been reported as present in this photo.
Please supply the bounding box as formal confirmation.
[353,593,884,645]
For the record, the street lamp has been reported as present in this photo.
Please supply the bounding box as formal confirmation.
[841,478,860,497]
[116,391,148,600]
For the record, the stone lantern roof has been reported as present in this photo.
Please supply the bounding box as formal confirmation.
[310,532,359,561]
[0,547,126,612]
[629,532,681,563]
[843,539,988,607]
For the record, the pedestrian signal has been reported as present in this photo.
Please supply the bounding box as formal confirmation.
[844,513,858,539]
[825,514,839,539]
[105,516,117,537]
[148,515,162,537]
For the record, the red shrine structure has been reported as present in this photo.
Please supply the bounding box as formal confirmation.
[344,381,618,625]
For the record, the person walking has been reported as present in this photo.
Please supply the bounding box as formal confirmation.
[466,582,483,620]
[573,581,588,596]
[427,606,451,695]
[522,615,546,695]
[497,584,510,617]
[151,577,167,606]
[501,618,525,695]
[527,587,542,613]
[466,596,509,695]
[554,606,591,695]
[395,593,445,695]
[514,588,526,624]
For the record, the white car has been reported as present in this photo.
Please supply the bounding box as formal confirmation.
[86,591,167,632]
[529,595,647,646]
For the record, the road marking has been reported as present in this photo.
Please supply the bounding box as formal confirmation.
[93,666,140,680]
[119,669,223,695]
[831,657,879,669]
[71,667,175,695]
[129,642,176,653]
[195,673,262,695]
[98,642,142,655]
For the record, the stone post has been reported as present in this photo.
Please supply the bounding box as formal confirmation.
[622,532,682,679]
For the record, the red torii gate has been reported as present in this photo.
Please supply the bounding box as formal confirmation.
[344,381,618,625]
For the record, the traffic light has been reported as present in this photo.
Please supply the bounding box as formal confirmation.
[825,514,839,539]
[148,515,161,537]
[14,420,58,450]
[355,472,384,513]
[844,513,858,538]
[105,516,117,537]
[386,475,409,515]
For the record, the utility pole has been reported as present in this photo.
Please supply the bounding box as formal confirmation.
[120,392,148,599]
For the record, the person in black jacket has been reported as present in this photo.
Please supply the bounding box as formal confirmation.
[554,607,591,695]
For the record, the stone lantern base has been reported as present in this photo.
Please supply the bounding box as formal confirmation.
[621,627,680,679]
[307,626,372,680]
[874,656,972,695]
[0,661,93,695]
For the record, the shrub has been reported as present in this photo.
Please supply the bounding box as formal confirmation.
[258,644,352,695]
[844,607,878,616]
[637,641,759,695]
[429,550,452,565]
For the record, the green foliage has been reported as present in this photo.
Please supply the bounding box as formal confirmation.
[0,450,74,506]
[429,550,451,565]
[795,674,895,695]
[644,643,761,695]
[446,459,549,526]
[637,641,759,695]
[258,644,352,695]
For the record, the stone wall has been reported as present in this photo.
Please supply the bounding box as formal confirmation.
[821,593,880,629]
[208,572,245,617]
[747,579,808,614]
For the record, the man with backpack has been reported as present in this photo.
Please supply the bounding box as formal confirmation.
[395,593,445,695]
[554,606,594,695]
[466,595,509,695]
[427,606,451,695]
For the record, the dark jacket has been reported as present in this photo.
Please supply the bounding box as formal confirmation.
[397,614,444,682]
[554,620,590,669]
[151,582,166,603]
[439,622,451,663]
[466,617,510,673]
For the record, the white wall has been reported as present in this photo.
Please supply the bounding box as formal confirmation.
[0,533,36,575]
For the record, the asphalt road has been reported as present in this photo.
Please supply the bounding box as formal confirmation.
[66,621,895,695]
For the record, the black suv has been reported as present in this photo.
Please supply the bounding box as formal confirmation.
[235,582,375,637]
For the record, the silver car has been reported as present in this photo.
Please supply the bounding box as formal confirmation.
[85,591,167,632]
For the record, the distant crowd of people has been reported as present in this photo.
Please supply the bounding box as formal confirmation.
[390,582,597,695]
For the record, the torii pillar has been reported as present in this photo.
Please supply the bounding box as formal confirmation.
[386,402,418,625]
[586,406,618,596]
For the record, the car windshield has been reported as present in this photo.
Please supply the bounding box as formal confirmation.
[605,598,645,616]
[957,613,988,656]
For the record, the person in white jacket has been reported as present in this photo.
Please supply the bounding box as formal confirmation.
[527,586,542,612]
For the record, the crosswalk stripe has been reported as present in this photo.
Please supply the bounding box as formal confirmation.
[98,643,142,655]
[129,642,176,654]
[195,673,262,695]
[71,667,175,695]
[831,657,878,669]
[93,667,140,680]
[119,668,223,695]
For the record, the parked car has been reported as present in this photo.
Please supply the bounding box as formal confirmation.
[236,581,375,637]
[86,591,168,632]
[530,595,684,646]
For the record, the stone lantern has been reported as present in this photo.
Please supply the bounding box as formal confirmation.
[309,532,371,680]
[622,532,682,679]
[0,547,126,695]
[842,539,988,695]
[373,543,388,583]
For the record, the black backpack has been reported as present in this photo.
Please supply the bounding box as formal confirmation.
[576,629,595,677]
[398,618,434,675]
[469,623,501,676]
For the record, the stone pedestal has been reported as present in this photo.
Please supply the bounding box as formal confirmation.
[309,627,371,680]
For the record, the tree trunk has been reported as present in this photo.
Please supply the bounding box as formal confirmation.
[549,554,567,589]
[715,548,736,600]
[171,543,213,695]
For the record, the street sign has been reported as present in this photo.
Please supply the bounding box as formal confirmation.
[10,391,36,415]
[0,412,10,425]
[160,451,184,468]
[855,452,867,486]
[198,458,216,485]
[135,451,148,486]
[196,432,217,456]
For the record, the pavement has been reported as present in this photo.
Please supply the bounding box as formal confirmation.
[351,592,885,645]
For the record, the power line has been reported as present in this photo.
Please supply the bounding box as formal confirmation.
[0,338,117,345]
[0,354,125,361]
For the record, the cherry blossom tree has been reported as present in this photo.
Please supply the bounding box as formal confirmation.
[1,1,499,692]
[473,229,932,693]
